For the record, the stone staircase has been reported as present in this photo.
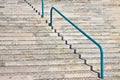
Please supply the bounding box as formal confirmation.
[0,0,120,80]
[26,0,120,79]
[0,1,99,80]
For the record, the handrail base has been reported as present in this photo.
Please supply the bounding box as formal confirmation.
[49,23,52,26]
[41,15,44,18]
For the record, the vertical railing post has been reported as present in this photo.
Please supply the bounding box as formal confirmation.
[49,7,53,26]
[99,46,104,79]
[41,0,44,18]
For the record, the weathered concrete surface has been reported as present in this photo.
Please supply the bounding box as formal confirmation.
[0,0,24,4]
[0,0,120,79]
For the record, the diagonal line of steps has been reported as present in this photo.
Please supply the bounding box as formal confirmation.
[1,0,120,79]
[0,0,100,80]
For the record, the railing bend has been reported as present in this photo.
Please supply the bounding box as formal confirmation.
[49,7,104,79]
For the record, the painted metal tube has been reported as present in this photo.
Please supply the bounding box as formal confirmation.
[49,7,104,79]
[41,0,44,18]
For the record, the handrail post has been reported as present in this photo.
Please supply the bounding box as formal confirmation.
[49,7,53,26]
[41,0,44,18]
[49,7,104,79]
[99,45,104,79]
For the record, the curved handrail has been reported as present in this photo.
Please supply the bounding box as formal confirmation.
[49,7,104,79]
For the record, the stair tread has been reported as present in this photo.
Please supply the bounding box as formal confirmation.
[0,71,97,79]
[0,65,90,73]
[3,60,84,67]
[1,0,120,79]
[0,54,79,61]
[0,49,74,55]
[0,45,69,50]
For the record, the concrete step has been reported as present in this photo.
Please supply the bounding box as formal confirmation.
[0,33,34,37]
[0,32,58,37]
[0,29,53,33]
[59,32,111,36]
[0,19,38,22]
[67,0,89,2]
[0,40,66,45]
[0,37,62,40]
[80,53,120,58]
[71,43,119,48]
[91,63,120,71]
[0,76,32,80]
[0,24,48,28]
[67,39,118,44]
[3,59,84,67]
[0,71,97,79]
[0,16,41,18]
[1,13,37,16]
[86,58,120,64]
[53,24,109,28]
[0,17,41,21]
[34,71,97,79]
[0,65,90,73]
[1,11,36,14]
[0,24,47,29]
[36,77,116,80]
[105,70,120,78]
[1,0,120,79]
[35,33,58,37]
[0,23,47,26]
[61,37,116,41]
[53,24,111,29]
[0,19,47,24]
[56,29,110,33]
[1,7,35,11]
[0,14,38,16]
[77,48,120,53]
[0,49,74,55]
[0,21,40,24]
[0,29,54,33]
[0,25,50,30]
[0,54,79,61]
[61,36,111,40]
[0,45,70,50]
[53,18,105,23]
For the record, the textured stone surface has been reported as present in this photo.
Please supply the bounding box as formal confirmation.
[0,0,120,79]
[0,1,99,80]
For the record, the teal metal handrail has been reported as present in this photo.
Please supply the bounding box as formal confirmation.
[49,7,104,79]
[41,0,44,18]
